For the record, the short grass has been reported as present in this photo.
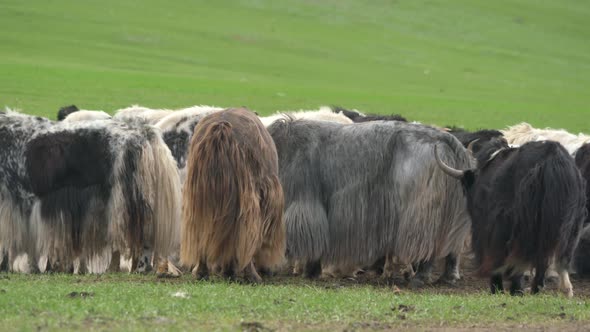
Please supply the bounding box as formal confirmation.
[2,0,590,330]
[1,274,589,331]
[1,0,590,131]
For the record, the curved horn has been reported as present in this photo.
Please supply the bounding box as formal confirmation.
[434,144,465,179]
[466,138,480,153]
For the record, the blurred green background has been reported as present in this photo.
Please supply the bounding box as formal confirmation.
[1,0,588,130]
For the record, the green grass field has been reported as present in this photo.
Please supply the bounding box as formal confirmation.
[2,0,590,330]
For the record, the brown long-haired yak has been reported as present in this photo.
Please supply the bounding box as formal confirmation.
[181,107,285,283]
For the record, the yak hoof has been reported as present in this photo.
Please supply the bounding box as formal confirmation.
[409,278,427,289]
[436,276,459,287]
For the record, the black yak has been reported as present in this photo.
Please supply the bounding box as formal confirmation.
[435,138,586,297]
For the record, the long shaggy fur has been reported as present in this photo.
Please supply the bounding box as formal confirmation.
[575,143,590,225]
[574,225,590,277]
[502,122,590,154]
[267,118,472,275]
[63,110,111,122]
[114,105,224,125]
[260,106,353,127]
[0,110,53,272]
[155,107,224,183]
[443,138,586,296]
[0,110,181,274]
[181,108,285,276]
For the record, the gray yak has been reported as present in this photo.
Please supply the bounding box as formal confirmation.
[267,118,472,285]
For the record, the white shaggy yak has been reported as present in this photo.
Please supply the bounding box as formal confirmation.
[63,110,112,122]
[502,123,590,155]
[260,106,353,127]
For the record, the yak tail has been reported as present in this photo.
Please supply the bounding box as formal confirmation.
[147,133,182,259]
[514,146,586,268]
[181,121,261,271]
[255,175,286,270]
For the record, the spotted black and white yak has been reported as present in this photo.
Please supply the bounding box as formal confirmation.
[181,108,285,282]
[435,137,586,297]
[113,105,224,125]
[0,110,181,274]
[154,107,225,183]
[267,118,472,285]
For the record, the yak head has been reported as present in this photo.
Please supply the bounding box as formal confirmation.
[434,137,510,190]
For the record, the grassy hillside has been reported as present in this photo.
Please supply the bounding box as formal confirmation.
[1,0,589,131]
[2,1,590,330]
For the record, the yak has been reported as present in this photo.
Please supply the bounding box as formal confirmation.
[502,122,590,155]
[267,117,472,285]
[63,110,112,122]
[260,106,353,127]
[331,106,408,123]
[575,143,590,225]
[113,105,224,125]
[154,107,224,184]
[181,108,285,283]
[446,127,504,148]
[0,110,181,274]
[574,225,590,277]
[57,105,80,121]
[435,137,586,297]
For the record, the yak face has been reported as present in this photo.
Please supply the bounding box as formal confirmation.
[57,105,80,121]
[435,136,510,192]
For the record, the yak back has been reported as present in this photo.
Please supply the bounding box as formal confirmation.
[25,128,115,253]
[268,118,471,266]
[468,140,586,275]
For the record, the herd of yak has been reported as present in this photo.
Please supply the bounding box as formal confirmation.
[1,103,590,298]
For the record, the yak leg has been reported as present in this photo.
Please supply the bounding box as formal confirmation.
[222,260,237,281]
[509,274,524,296]
[192,260,209,280]
[558,268,574,298]
[410,259,433,288]
[155,255,181,278]
[243,261,262,284]
[438,253,461,284]
[12,253,31,273]
[292,260,303,275]
[38,255,49,273]
[73,257,83,275]
[531,262,547,295]
[107,251,120,273]
[304,260,322,279]
[381,255,396,280]
[135,247,153,274]
[119,251,133,273]
[490,273,503,294]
